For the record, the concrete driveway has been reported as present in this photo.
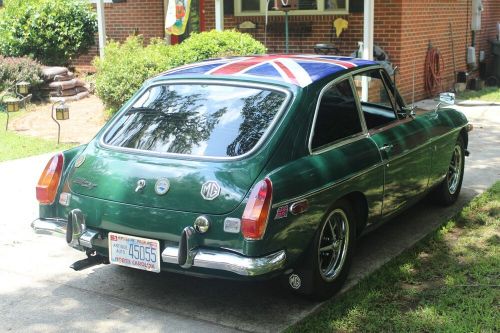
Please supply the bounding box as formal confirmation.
[0,102,498,333]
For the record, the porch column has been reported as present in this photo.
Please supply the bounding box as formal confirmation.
[215,0,224,31]
[96,0,106,59]
[363,0,374,61]
[163,0,171,44]
[361,0,374,101]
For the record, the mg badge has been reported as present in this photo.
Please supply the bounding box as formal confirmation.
[289,274,301,290]
[74,154,85,168]
[155,178,170,195]
[201,181,221,200]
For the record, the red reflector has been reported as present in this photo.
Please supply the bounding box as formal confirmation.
[36,153,64,205]
[241,178,273,240]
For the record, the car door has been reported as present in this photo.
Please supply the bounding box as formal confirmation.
[352,69,432,217]
[307,77,384,225]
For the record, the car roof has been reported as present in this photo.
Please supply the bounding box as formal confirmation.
[157,54,377,88]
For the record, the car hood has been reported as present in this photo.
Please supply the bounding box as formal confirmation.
[67,144,264,215]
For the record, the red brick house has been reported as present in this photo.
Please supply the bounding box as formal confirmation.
[78,0,500,101]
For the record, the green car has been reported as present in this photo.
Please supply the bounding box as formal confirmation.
[32,55,471,300]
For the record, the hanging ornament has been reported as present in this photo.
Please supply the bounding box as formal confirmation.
[165,0,191,36]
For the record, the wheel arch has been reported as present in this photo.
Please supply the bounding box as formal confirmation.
[335,191,369,238]
[459,127,468,149]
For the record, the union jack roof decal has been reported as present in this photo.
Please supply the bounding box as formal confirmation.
[160,54,377,87]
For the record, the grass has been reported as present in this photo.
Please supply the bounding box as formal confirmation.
[0,112,74,162]
[458,87,500,102]
[289,182,500,333]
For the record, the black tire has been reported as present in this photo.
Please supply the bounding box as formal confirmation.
[287,199,357,301]
[429,135,465,206]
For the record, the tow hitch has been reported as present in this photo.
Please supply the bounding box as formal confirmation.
[70,250,109,271]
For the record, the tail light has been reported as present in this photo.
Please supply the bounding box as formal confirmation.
[36,153,64,205]
[241,178,273,240]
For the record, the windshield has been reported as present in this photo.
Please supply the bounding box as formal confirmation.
[103,84,288,158]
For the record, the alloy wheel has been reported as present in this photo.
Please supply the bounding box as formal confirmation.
[317,208,350,281]
[447,144,462,195]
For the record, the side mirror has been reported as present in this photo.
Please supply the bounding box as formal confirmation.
[439,92,455,105]
[402,105,416,119]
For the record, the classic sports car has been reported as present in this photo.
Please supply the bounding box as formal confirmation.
[32,55,471,300]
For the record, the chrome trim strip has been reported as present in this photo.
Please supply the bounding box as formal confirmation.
[428,127,463,144]
[378,127,463,164]
[161,247,286,276]
[311,133,370,155]
[307,65,381,155]
[272,161,385,209]
[98,80,294,162]
[31,218,67,236]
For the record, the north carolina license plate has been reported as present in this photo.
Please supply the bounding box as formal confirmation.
[108,232,160,273]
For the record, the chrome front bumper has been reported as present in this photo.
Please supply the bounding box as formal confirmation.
[31,217,286,277]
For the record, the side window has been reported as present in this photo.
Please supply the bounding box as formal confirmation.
[353,70,399,130]
[311,79,363,151]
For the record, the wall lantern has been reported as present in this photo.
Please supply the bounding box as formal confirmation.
[51,101,70,144]
[16,81,30,95]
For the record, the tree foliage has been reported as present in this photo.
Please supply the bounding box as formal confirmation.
[94,30,267,115]
[0,0,97,65]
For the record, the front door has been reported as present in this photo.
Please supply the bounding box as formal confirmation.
[353,69,432,217]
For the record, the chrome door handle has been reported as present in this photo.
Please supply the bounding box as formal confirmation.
[380,144,394,152]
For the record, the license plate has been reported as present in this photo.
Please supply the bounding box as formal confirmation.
[108,232,160,273]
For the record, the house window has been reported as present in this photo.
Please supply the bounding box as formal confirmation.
[242,0,260,11]
[235,0,348,16]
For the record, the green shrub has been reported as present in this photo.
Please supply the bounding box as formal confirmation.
[94,30,266,114]
[0,55,43,94]
[93,36,175,113]
[0,0,97,66]
[170,29,267,67]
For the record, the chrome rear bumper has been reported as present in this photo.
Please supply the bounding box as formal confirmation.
[32,217,287,276]
[32,215,99,251]
[31,218,67,236]
[162,247,286,276]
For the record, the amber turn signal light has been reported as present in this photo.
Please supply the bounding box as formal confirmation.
[36,153,64,205]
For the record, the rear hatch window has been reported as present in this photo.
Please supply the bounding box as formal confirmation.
[103,83,288,158]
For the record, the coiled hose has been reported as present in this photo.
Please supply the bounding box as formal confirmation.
[424,46,444,97]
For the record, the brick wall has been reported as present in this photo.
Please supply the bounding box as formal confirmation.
[74,0,500,101]
[73,0,165,71]
[206,0,499,101]
[397,0,498,101]
[205,1,405,94]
